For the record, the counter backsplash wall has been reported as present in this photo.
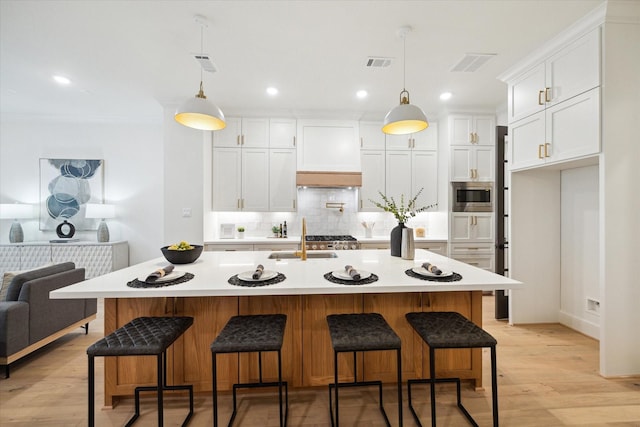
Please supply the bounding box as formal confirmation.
[206,188,447,240]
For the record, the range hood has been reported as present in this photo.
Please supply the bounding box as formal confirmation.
[296,171,362,187]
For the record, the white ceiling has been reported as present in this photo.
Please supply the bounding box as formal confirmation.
[0,0,604,123]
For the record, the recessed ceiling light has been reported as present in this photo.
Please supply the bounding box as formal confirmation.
[439,92,453,101]
[266,87,278,96]
[53,75,71,85]
[356,90,368,99]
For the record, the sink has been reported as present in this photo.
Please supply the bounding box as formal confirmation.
[268,251,338,259]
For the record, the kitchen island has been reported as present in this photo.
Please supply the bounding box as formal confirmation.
[52,249,522,407]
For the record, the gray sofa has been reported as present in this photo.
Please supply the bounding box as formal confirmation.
[0,262,96,377]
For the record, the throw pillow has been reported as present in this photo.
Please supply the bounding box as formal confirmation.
[1,270,22,302]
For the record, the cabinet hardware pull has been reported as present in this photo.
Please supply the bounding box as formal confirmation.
[538,90,545,105]
[545,87,551,102]
[173,297,178,316]
[241,135,245,145]
[237,135,241,145]
[408,138,412,149]
[237,199,240,209]
[293,136,296,147]
[470,132,474,143]
[293,199,296,209]
[544,143,550,158]
[360,199,363,209]
[360,137,363,148]
[241,199,245,209]
[538,144,544,159]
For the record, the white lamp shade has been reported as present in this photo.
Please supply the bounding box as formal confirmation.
[0,203,33,219]
[382,103,429,135]
[175,96,226,131]
[85,203,115,219]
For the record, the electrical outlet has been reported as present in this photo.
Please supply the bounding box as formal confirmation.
[586,298,600,314]
[182,208,192,218]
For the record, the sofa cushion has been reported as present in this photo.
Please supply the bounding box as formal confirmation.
[5,262,75,302]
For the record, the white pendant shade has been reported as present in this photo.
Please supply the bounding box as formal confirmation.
[382,102,429,135]
[175,84,226,131]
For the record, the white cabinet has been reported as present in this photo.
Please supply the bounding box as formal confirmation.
[449,243,495,272]
[448,115,494,146]
[269,148,297,211]
[508,28,600,124]
[213,117,269,148]
[297,120,360,172]
[360,150,386,211]
[241,148,270,211]
[385,150,438,210]
[450,213,494,243]
[415,241,448,256]
[450,146,494,181]
[385,151,412,204]
[269,119,297,148]
[359,121,385,150]
[212,147,242,211]
[510,88,600,171]
[0,241,128,279]
[385,122,438,150]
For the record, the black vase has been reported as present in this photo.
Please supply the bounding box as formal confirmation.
[390,223,405,257]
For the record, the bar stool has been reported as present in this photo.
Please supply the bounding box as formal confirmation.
[87,316,194,427]
[405,311,498,427]
[326,313,403,427]
[210,314,288,427]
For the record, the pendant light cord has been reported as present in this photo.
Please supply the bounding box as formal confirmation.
[200,24,204,84]
[402,32,406,92]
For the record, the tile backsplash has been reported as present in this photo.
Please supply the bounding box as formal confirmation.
[206,188,447,240]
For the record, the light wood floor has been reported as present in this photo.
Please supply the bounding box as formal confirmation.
[1,296,639,426]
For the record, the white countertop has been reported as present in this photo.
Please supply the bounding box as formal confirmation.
[51,249,522,299]
[205,236,448,244]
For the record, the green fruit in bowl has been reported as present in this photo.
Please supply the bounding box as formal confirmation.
[168,241,194,251]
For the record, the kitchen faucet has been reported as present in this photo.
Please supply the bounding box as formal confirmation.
[294,217,307,261]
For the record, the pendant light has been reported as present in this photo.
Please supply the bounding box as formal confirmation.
[382,26,428,135]
[175,15,226,131]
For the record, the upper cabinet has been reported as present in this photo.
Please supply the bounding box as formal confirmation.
[297,120,360,172]
[385,122,438,151]
[359,121,386,150]
[213,118,269,148]
[448,115,495,146]
[446,114,495,182]
[269,118,297,148]
[504,27,601,171]
[508,28,600,124]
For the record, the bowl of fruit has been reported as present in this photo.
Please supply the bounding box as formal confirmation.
[161,241,203,264]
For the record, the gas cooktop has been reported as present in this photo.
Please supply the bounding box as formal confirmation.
[305,235,357,242]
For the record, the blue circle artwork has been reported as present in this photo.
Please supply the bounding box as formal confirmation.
[45,159,102,221]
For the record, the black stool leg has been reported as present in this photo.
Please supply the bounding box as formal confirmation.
[334,350,339,426]
[397,348,403,427]
[212,353,218,427]
[88,355,95,427]
[429,347,436,427]
[157,353,164,427]
[278,349,284,427]
[491,346,499,427]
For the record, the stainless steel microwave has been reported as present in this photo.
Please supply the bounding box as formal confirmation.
[452,182,493,212]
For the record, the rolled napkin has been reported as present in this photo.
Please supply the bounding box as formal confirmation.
[344,265,361,281]
[146,264,175,282]
[252,264,265,280]
[422,262,442,275]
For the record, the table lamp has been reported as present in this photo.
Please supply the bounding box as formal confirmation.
[0,203,33,243]
[85,203,115,242]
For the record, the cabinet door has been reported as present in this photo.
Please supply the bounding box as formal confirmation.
[241,148,269,211]
[51,244,110,279]
[360,150,385,211]
[546,88,600,164]
[473,116,495,146]
[450,213,472,241]
[269,118,297,148]
[411,151,438,208]
[385,150,412,203]
[472,214,494,241]
[297,120,360,171]
[508,63,546,123]
[241,118,269,147]
[359,121,385,150]
[213,117,242,147]
[19,245,52,270]
[385,134,412,150]
[474,147,495,181]
[415,242,447,256]
[269,148,297,211]
[449,147,473,181]
[412,122,438,150]
[510,111,545,171]
[448,115,474,145]
[213,148,242,211]
[173,297,239,392]
[546,28,600,107]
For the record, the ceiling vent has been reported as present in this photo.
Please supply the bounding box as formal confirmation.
[365,57,393,68]
[193,54,217,73]
[450,53,496,72]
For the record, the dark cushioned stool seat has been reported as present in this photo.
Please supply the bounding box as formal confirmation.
[405,312,498,427]
[326,313,403,427]
[88,316,194,427]
[211,314,288,427]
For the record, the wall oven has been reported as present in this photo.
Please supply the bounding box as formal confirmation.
[452,182,493,212]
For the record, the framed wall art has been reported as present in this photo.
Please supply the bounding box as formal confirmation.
[39,158,104,231]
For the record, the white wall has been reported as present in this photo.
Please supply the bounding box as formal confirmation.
[0,119,164,264]
[559,165,599,338]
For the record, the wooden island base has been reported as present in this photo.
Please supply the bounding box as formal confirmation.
[103,291,482,407]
